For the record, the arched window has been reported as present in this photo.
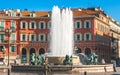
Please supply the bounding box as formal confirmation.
[22,48,27,63]
[29,48,35,61]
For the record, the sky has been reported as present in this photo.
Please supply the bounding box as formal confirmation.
[0,0,120,22]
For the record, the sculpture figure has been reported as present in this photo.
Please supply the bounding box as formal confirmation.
[77,53,98,65]
[63,55,73,65]
[30,53,45,65]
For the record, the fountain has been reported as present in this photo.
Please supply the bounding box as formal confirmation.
[50,6,73,56]
[46,6,80,65]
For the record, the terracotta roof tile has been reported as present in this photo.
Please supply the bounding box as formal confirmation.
[72,8,100,17]
[21,11,30,16]
[35,12,49,17]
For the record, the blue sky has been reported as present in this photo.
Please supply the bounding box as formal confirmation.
[0,0,120,22]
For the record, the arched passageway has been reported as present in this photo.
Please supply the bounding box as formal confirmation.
[39,48,45,55]
[21,48,27,63]
[29,48,35,61]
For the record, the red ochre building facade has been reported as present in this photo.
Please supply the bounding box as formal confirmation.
[0,7,119,64]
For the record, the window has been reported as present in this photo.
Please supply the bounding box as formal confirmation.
[10,33,16,43]
[84,33,92,41]
[29,34,36,41]
[75,33,82,41]
[0,34,5,43]
[21,21,27,29]
[0,46,4,52]
[11,21,16,31]
[47,34,51,41]
[39,21,46,29]
[0,21,4,31]
[20,34,27,41]
[48,21,51,29]
[11,11,16,17]
[39,34,46,42]
[84,20,91,28]
[75,21,82,28]
[29,21,36,29]
[10,46,16,52]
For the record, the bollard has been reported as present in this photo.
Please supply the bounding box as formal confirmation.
[84,71,87,75]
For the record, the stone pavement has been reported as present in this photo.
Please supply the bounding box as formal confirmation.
[0,67,120,75]
[54,67,120,75]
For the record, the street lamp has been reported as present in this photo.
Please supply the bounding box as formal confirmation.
[5,28,12,75]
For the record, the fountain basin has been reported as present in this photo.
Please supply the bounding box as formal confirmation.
[46,56,80,65]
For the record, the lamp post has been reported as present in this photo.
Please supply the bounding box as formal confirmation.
[5,28,12,75]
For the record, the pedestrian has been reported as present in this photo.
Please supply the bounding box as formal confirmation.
[113,61,117,72]
[101,58,105,64]
[14,59,16,65]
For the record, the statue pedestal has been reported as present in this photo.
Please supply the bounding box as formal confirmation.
[46,56,80,65]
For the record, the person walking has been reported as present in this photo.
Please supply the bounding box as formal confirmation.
[113,61,117,72]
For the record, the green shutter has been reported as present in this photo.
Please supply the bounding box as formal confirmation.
[9,46,12,52]
[84,33,86,41]
[80,34,82,41]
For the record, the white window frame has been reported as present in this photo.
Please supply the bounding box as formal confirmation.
[29,21,36,29]
[0,34,5,43]
[47,34,51,41]
[20,21,27,29]
[84,33,92,41]
[48,21,51,29]
[11,20,16,31]
[10,33,16,43]
[75,33,82,41]
[29,34,36,41]
[10,45,16,52]
[84,20,91,28]
[39,34,46,42]
[20,34,27,41]
[39,21,46,29]
[0,20,5,31]
[75,20,82,29]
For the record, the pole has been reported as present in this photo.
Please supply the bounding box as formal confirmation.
[84,71,87,75]
[7,29,10,75]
